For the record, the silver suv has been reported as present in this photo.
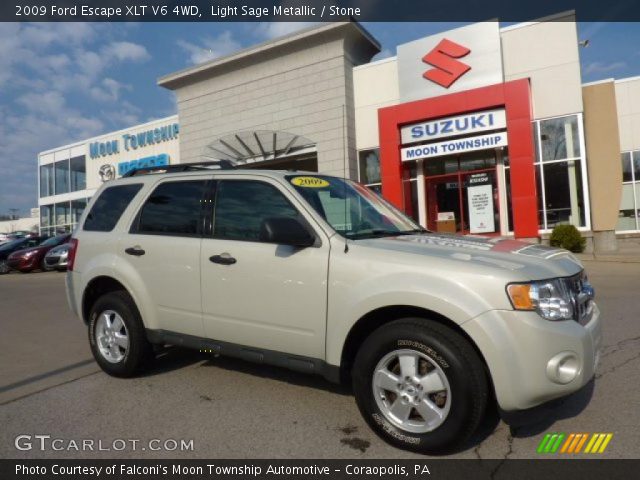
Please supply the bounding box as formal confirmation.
[66,162,601,453]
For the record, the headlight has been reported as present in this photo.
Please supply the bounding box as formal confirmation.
[22,250,37,258]
[507,279,574,321]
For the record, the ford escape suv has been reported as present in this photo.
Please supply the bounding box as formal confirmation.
[66,162,601,453]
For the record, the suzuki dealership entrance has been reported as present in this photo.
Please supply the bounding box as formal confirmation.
[400,108,508,235]
[424,153,501,234]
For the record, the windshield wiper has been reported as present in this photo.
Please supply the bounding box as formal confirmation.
[393,228,429,235]
[347,228,427,239]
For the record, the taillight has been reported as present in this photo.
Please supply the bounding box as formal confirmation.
[67,238,79,271]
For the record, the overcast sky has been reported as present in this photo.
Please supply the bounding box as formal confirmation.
[1,21,638,215]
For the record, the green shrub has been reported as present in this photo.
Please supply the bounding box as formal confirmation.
[549,224,586,253]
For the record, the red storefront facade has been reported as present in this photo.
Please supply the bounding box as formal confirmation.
[378,79,539,239]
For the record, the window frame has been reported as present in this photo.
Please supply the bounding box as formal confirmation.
[503,113,591,234]
[209,178,313,245]
[129,179,212,238]
[617,150,640,233]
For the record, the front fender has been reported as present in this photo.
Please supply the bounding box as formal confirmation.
[325,269,496,367]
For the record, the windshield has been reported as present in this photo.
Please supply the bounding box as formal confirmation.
[41,235,66,247]
[287,175,423,239]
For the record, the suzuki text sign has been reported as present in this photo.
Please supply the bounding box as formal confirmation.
[397,22,503,102]
[401,109,506,145]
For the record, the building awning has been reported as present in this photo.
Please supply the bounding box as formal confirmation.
[202,130,316,165]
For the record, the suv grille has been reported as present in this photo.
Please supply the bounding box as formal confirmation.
[563,271,594,325]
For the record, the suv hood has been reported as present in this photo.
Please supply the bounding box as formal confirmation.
[357,233,583,279]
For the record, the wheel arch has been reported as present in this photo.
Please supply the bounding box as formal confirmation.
[81,276,130,324]
[339,305,492,388]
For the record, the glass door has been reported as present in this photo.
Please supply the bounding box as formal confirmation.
[425,174,462,232]
[425,168,500,235]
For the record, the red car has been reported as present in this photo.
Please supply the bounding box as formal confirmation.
[7,234,71,273]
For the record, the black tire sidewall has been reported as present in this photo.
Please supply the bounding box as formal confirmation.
[352,320,486,453]
[88,291,150,377]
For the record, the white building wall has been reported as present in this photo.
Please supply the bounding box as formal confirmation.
[501,14,583,119]
[353,57,400,150]
[615,76,640,152]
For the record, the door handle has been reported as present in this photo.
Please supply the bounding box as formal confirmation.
[125,246,145,256]
[209,253,236,265]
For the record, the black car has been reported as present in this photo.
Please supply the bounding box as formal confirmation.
[0,236,48,274]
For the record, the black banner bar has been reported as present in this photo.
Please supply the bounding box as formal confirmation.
[4,0,640,22]
[2,460,640,480]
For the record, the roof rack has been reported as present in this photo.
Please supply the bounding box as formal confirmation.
[122,160,236,177]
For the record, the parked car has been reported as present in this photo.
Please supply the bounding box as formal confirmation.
[43,242,72,271]
[7,234,70,273]
[66,162,601,454]
[0,236,48,274]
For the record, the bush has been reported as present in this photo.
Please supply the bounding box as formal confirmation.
[549,224,586,253]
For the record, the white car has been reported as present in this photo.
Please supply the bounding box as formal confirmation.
[65,162,601,453]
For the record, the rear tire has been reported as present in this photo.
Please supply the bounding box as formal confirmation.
[352,318,488,454]
[88,291,154,377]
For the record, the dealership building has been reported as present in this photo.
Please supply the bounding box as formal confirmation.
[37,115,179,236]
[39,13,640,251]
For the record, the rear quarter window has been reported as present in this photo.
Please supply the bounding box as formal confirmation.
[83,184,142,232]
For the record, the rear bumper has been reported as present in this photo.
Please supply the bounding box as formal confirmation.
[461,304,602,412]
[65,272,80,320]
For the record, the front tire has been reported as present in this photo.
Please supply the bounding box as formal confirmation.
[88,291,154,377]
[352,318,488,454]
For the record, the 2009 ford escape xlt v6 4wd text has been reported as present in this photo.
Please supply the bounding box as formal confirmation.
[65,162,601,453]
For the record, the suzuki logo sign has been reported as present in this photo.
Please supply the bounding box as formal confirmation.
[422,39,471,88]
[397,22,503,102]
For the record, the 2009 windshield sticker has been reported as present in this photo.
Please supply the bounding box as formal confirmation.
[291,177,330,188]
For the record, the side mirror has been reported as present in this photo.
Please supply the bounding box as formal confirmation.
[259,217,316,248]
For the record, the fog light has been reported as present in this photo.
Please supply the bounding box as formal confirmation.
[546,352,580,384]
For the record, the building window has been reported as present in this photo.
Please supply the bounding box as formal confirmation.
[617,151,640,232]
[358,149,381,192]
[39,164,54,197]
[504,114,589,232]
[54,159,69,195]
[55,202,70,228]
[40,204,53,228]
[71,199,88,225]
[70,156,86,192]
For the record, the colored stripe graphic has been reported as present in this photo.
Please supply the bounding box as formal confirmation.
[537,433,565,453]
[538,433,613,454]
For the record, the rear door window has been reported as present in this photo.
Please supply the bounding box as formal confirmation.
[134,180,208,236]
[84,184,142,232]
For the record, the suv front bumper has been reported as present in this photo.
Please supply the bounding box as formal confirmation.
[461,303,602,412]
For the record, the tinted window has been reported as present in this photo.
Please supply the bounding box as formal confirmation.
[84,184,142,232]
[136,181,208,236]
[214,181,300,241]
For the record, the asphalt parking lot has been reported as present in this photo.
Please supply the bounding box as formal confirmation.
[0,261,639,459]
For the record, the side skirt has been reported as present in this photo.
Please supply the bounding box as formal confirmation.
[146,329,341,384]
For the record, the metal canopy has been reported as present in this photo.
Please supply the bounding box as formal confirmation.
[203,130,315,165]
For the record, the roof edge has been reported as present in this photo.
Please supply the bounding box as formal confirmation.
[158,22,380,90]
